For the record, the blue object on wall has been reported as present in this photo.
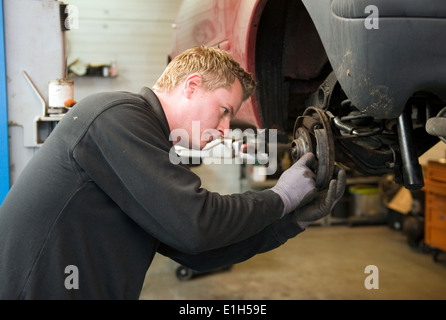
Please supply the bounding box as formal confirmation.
[0,0,10,203]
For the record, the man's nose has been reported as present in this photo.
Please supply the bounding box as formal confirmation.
[217,117,231,138]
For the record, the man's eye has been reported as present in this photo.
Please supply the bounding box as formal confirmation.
[222,107,229,114]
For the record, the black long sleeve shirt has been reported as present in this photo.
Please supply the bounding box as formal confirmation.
[0,87,304,299]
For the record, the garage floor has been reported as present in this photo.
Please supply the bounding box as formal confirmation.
[139,224,446,300]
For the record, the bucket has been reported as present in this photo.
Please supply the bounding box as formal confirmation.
[349,185,385,217]
[48,79,74,114]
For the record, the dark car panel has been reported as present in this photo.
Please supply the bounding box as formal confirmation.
[304,0,446,118]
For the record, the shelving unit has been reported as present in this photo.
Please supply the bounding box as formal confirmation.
[425,159,446,261]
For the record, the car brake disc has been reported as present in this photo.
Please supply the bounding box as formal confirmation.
[291,107,335,189]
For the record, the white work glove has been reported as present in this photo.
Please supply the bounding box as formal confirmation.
[293,165,347,228]
[271,153,317,216]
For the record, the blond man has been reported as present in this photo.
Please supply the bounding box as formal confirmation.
[0,46,345,299]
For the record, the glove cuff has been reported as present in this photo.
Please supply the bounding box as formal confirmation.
[270,186,291,216]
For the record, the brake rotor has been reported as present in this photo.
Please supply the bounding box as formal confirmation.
[291,107,335,189]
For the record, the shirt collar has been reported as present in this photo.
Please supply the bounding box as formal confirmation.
[139,87,171,140]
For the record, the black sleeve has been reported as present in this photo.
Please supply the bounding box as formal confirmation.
[157,213,305,272]
[73,102,284,254]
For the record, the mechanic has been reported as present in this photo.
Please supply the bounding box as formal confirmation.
[0,46,346,299]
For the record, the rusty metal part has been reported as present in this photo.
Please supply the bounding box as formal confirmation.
[291,107,335,189]
[291,127,313,161]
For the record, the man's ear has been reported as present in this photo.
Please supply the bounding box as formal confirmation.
[183,73,202,99]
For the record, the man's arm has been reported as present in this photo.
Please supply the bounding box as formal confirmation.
[157,213,305,272]
[159,164,346,271]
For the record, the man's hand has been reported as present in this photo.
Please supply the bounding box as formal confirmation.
[271,152,317,216]
[292,165,347,228]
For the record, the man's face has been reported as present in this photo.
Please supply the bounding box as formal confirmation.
[181,78,244,150]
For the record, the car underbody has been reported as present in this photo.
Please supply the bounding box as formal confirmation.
[253,0,446,189]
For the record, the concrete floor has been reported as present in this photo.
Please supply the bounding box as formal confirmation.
[139,224,446,300]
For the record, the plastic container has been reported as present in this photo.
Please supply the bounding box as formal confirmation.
[349,185,384,217]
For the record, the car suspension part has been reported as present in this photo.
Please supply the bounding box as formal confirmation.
[292,71,442,190]
[291,102,434,190]
[290,107,335,189]
[396,108,424,189]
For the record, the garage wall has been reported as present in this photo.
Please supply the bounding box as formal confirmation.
[64,0,182,100]
[4,0,68,185]
[2,0,181,189]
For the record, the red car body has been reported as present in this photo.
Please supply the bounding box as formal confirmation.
[169,0,266,129]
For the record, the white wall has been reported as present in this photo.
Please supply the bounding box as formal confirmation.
[4,0,67,183]
[64,0,182,100]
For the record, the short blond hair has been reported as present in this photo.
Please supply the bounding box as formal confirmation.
[153,46,256,101]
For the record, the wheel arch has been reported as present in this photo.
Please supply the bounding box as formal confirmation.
[252,0,330,141]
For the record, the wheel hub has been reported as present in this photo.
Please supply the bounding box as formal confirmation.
[291,107,335,189]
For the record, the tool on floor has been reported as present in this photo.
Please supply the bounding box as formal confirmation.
[175,264,232,281]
